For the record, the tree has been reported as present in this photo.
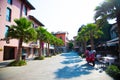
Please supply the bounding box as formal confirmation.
[94,1,120,38]
[36,27,47,57]
[76,26,89,52]
[76,23,103,52]
[94,0,120,61]
[36,27,64,56]
[44,31,51,56]
[67,42,73,51]
[6,17,37,61]
[85,23,103,50]
[95,22,111,45]
[55,38,64,53]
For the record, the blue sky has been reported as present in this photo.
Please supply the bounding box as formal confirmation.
[29,0,104,40]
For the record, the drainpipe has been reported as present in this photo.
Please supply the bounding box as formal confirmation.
[20,0,23,17]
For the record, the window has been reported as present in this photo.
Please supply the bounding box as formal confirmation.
[6,7,11,22]
[23,6,27,15]
[7,0,12,5]
[59,36,62,40]
[5,25,9,37]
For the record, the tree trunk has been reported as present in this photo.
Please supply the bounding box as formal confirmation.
[47,42,50,56]
[40,40,43,55]
[53,44,56,55]
[38,40,42,57]
[90,33,94,50]
[81,41,84,53]
[16,38,23,61]
[20,1,23,17]
[116,12,120,62]
[83,40,86,52]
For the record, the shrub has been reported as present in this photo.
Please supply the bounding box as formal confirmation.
[45,55,52,58]
[8,60,27,66]
[34,56,45,60]
[106,65,120,80]
[53,53,57,56]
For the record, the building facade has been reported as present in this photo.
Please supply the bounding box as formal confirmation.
[54,31,69,46]
[107,23,119,46]
[53,31,69,52]
[0,0,44,61]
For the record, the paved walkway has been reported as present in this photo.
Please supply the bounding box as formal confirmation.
[0,51,114,80]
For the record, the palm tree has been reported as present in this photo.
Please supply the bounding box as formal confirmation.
[55,38,63,53]
[51,37,59,54]
[76,26,89,52]
[6,17,37,61]
[85,23,103,50]
[36,27,47,57]
[46,33,51,56]
[94,0,120,61]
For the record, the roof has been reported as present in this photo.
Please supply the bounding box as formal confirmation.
[29,15,44,26]
[21,0,35,10]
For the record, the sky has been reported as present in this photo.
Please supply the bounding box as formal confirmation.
[29,0,105,40]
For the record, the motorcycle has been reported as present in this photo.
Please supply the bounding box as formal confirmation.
[85,50,95,66]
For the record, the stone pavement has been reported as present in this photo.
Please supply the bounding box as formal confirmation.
[0,51,114,80]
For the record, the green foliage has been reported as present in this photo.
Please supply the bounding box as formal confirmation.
[106,65,120,80]
[95,23,111,45]
[6,17,37,43]
[8,60,27,66]
[6,17,37,61]
[85,23,103,39]
[77,26,89,42]
[76,23,103,50]
[68,42,73,50]
[36,27,47,41]
[94,0,120,21]
[34,56,45,60]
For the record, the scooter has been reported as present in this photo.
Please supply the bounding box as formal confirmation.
[85,50,95,66]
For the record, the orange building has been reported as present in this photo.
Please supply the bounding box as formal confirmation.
[54,31,69,46]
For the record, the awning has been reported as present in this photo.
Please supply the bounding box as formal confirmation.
[107,41,119,46]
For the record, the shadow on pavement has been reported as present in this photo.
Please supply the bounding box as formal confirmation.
[54,63,94,79]
[61,51,82,64]
[55,51,94,79]
[0,61,10,68]
[61,51,78,58]
[61,58,82,64]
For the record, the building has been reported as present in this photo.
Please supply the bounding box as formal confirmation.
[73,36,80,52]
[54,31,69,46]
[22,15,44,58]
[107,23,119,46]
[0,0,44,61]
[53,31,69,52]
